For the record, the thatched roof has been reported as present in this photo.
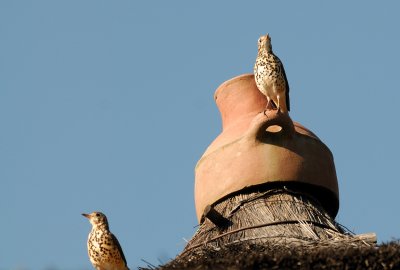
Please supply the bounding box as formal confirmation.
[142,241,400,270]
[138,188,398,269]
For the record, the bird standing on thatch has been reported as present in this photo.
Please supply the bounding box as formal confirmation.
[254,34,290,113]
[82,212,130,270]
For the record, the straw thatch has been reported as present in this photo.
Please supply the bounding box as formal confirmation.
[141,184,383,269]
[151,241,400,270]
[180,185,373,259]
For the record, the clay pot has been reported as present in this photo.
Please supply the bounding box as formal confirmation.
[194,74,339,222]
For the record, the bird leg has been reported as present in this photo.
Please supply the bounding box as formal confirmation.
[276,95,288,114]
[264,98,272,116]
[264,99,279,117]
[266,98,276,110]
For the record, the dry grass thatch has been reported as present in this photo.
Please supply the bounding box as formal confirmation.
[141,185,388,269]
[152,241,400,270]
[180,186,373,258]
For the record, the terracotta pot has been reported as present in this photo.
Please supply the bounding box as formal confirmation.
[194,74,339,221]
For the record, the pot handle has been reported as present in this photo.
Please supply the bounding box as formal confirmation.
[245,110,295,142]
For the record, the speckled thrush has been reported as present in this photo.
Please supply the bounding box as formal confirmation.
[82,212,129,270]
[254,33,290,113]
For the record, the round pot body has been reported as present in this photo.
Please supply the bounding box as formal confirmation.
[194,74,339,221]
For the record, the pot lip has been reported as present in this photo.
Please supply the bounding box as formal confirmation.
[214,73,254,101]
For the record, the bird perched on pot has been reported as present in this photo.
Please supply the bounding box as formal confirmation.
[82,211,130,270]
[254,33,290,114]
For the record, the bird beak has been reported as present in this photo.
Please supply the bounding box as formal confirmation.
[82,213,90,219]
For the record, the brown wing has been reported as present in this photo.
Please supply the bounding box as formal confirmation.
[281,62,290,111]
[111,233,129,269]
[274,54,290,111]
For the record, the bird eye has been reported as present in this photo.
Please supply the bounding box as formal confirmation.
[96,213,100,217]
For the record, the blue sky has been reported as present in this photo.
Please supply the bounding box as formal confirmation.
[1,1,400,269]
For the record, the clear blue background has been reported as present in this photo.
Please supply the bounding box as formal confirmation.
[1,1,399,269]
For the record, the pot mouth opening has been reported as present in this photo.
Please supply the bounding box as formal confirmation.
[214,73,254,101]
